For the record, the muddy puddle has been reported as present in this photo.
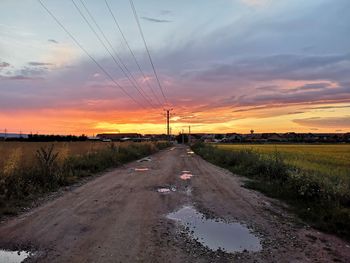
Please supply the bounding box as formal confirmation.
[157,186,176,194]
[137,157,152,162]
[0,250,33,263]
[167,206,262,253]
[134,168,149,172]
[180,172,193,180]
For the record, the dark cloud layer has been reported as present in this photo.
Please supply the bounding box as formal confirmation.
[28,62,53,66]
[0,62,10,68]
[0,75,43,81]
[1,0,349,124]
[293,116,350,129]
[141,16,172,23]
[48,39,59,44]
[188,53,350,83]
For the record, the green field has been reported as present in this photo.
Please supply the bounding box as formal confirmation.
[192,143,350,239]
[218,144,350,179]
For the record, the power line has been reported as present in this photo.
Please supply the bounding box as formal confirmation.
[71,0,156,109]
[78,0,157,108]
[104,0,163,107]
[37,0,146,109]
[129,0,169,105]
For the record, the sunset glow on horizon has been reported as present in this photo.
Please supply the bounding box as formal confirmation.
[1,0,349,135]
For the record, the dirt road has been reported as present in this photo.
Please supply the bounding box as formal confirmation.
[0,146,349,262]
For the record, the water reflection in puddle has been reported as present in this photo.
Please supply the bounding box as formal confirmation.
[157,186,176,194]
[180,173,193,180]
[167,206,262,253]
[0,250,32,263]
[137,157,152,162]
[187,151,195,154]
[134,168,149,172]
[157,188,171,193]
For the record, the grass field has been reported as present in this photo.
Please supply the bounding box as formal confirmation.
[218,144,350,179]
[192,143,350,239]
[0,141,115,169]
[0,141,170,216]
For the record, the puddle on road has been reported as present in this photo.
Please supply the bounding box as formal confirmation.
[187,151,195,155]
[157,186,177,194]
[137,157,152,163]
[180,173,193,180]
[157,188,171,193]
[167,206,262,253]
[0,250,32,263]
[169,147,176,151]
[182,170,191,173]
[134,168,149,172]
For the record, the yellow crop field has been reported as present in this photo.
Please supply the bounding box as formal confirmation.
[217,144,350,178]
[192,142,350,238]
[0,141,169,216]
[0,141,117,170]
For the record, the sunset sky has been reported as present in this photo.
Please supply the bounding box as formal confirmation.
[1,0,349,135]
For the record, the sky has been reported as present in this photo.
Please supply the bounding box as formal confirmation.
[0,0,349,135]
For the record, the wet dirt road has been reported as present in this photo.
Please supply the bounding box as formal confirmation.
[0,146,349,262]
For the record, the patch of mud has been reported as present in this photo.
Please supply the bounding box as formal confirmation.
[167,206,262,253]
[0,249,33,263]
[185,187,192,196]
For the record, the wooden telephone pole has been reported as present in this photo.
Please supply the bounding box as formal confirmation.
[164,108,173,140]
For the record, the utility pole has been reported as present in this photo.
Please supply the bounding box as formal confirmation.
[188,125,191,145]
[182,129,184,144]
[164,108,173,141]
[4,128,7,140]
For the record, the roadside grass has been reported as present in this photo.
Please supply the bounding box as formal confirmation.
[0,141,171,217]
[218,144,350,179]
[191,143,350,240]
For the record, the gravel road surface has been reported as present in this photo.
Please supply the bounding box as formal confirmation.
[0,146,349,262]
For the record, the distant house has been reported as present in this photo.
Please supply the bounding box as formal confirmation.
[223,133,243,142]
[0,133,28,140]
[342,133,350,142]
[144,134,169,141]
[283,132,302,142]
[201,134,216,143]
[96,133,142,141]
[265,133,285,142]
[302,133,318,143]
[244,133,266,142]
